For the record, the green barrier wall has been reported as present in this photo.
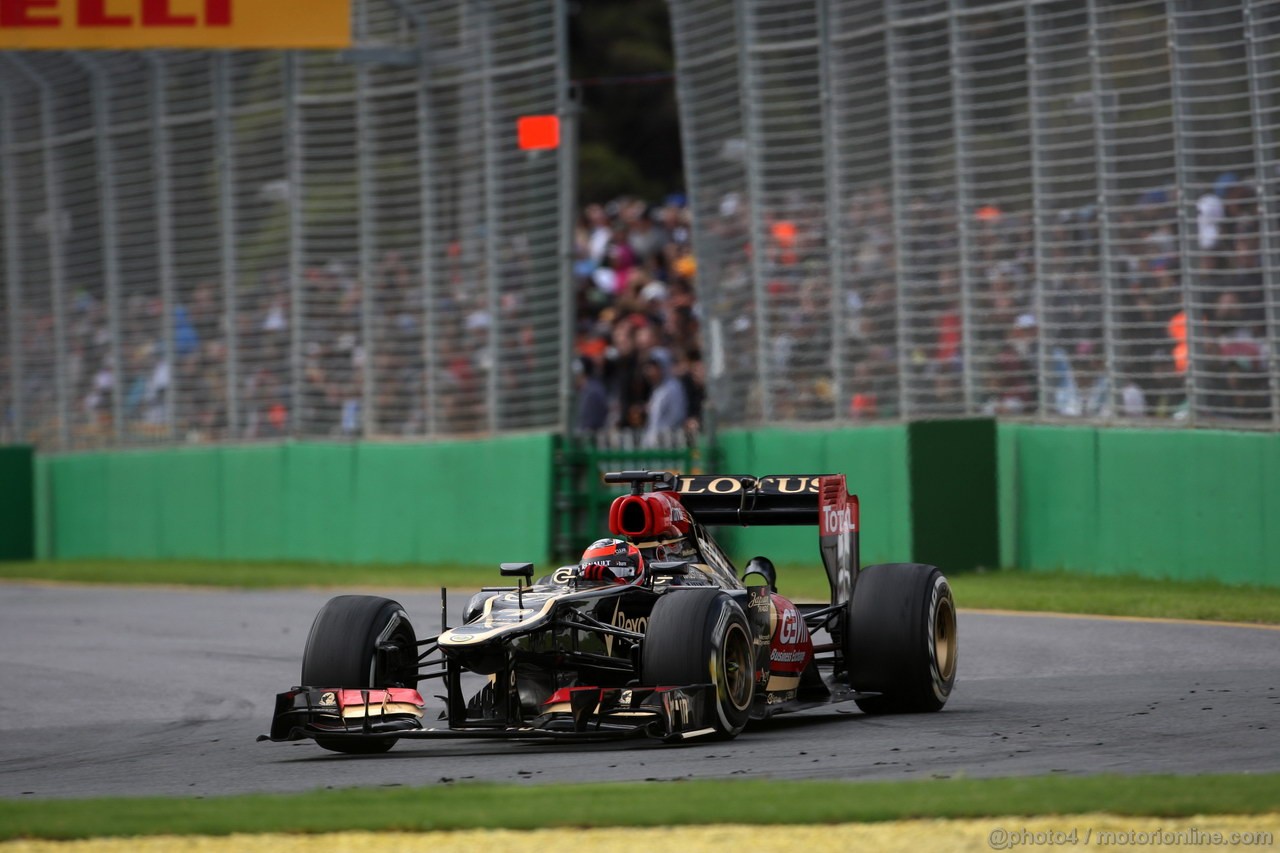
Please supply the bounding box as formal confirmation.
[714,422,998,572]
[0,445,34,561]
[907,419,999,573]
[43,436,555,565]
[714,426,914,566]
[1002,424,1280,585]
[35,454,50,559]
[35,425,1278,586]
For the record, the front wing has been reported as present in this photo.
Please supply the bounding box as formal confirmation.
[259,683,723,746]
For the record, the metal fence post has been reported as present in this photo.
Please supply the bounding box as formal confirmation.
[1086,0,1119,421]
[418,51,438,438]
[284,52,304,437]
[72,55,125,443]
[480,0,501,433]
[7,58,69,449]
[213,53,240,438]
[1026,4,1049,418]
[379,0,438,437]
[355,4,377,437]
[818,0,846,421]
[556,0,577,436]
[1166,0,1196,424]
[668,1,721,437]
[884,4,911,420]
[415,22,437,438]
[948,0,976,415]
[146,56,176,440]
[735,0,772,422]
[0,87,23,442]
[1244,0,1280,426]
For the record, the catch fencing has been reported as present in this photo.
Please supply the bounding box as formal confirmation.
[670,0,1280,428]
[0,0,571,450]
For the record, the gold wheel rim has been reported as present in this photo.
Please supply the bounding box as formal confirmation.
[722,622,753,710]
[934,594,957,681]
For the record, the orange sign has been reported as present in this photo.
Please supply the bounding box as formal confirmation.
[517,115,560,151]
[0,0,351,49]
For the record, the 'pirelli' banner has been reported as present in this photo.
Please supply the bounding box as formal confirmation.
[0,0,351,49]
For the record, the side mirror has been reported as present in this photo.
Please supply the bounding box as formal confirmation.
[742,569,771,589]
[742,556,777,593]
[500,562,534,580]
[650,560,690,576]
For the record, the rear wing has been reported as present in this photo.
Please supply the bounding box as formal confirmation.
[672,474,847,526]
[604,471,859,604]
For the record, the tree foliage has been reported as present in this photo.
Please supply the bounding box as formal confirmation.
[569,0,683,203]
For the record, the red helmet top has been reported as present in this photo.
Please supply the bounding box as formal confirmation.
[578,538,644,584]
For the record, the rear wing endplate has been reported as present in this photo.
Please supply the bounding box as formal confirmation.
[674,473,859,604]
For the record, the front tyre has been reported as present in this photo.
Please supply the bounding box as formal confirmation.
[641,588,755,738]
[300,595,417,754]
[846,563,957,714]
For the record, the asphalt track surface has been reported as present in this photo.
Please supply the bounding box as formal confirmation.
[1,583,1277,800]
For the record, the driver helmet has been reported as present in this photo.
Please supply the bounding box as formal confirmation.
[578,538,644,584]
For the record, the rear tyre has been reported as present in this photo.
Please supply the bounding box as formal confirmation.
[300,595,417,754]
[845,563,957,714]
[641,588,754,738]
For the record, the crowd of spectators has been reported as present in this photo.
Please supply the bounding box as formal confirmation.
[0,196,708,449]
[1,250,503,446]
[570,196,705,444]
[1035,173,1268,421]
[692,171,1273,424]
[3,175,1274,450]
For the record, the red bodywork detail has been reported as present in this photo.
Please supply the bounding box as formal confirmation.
[336,688,424,709]
[609,490,691,539]
[767,593,813,674]
[818,475,858,535]
[543,686,603,706]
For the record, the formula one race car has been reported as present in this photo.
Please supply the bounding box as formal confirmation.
[261,470,957,753]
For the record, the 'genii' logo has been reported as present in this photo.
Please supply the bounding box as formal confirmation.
[776,606,808,646]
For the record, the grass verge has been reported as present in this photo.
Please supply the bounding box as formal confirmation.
[0,559,491,591]
[947,569,1280,625]
[3,775,1279,841]
[4,559,1279,625]
[777,566,1280,626]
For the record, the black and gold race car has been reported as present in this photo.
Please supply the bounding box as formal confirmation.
[261,470,957,754]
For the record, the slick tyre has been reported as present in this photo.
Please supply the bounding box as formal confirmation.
[641,588,754,738]
[846,563,957,714]
[300,595,417,754]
